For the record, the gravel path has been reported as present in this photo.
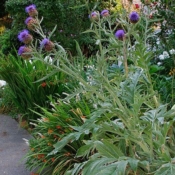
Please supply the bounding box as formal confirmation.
[0,114,31,175]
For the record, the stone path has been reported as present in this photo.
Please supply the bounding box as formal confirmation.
[0,114,31,175]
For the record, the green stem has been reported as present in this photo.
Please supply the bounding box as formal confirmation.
[172,75,174,105]
[123,41,128,77]
[146,65,159,108]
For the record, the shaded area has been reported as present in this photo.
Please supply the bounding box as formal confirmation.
[0,0,7,18]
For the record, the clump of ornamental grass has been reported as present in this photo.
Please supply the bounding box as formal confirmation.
[26,97,93,175]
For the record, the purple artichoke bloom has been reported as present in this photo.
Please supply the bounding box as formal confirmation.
[25,17,33,25]
[25,4,36,13]
[40,38,55,52]
[18,29,33,44]
[18,46,32,59]
[18,46,26,56]
[25,17,38,30]
[101,9,109,17]
[115,30,125,40]
[25,4,38,17]
[40,38,50,47]
[18,29,29,41]
[89,11,99,20]
[129,11,140,23]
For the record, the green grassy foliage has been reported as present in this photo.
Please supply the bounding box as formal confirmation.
[0,54,67,120]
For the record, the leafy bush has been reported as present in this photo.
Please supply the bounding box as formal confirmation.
[142,0,175,106]
[0,29,18,55]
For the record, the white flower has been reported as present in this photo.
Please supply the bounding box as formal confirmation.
[163,51,170,59]
[170,49,175,55]
[157,62,162,66]
[156,38,160,45]
[95,39,100,45]
[0,80,6,87]
[159,54,164,60]
[44,56,53,64]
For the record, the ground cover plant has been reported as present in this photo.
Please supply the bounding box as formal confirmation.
[9,3,175,175]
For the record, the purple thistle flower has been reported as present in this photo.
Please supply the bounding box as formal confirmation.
[101,9,109,17]
[25,4,38,17]
[40,38,50,47]
[18,46,26,56]
[25,4,36,13]
[89,11,99,20]
[40,38,54,52]
[25,17,38,30]
[18,29,29,41]
[18,46,32,59]
[18,29,33,44]
[25,17,33,25]
[129,11,140,23]
[115,30,125,40]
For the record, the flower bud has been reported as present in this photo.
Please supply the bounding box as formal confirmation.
[101,10,109,17]
[89,12,99,21]
[115,30,125,40]
[25,4,38,17]
[40,38,55,52]
[18,46,32,59]
[129,11,140,23]
[25,17,39,31]
[18,29,33,44]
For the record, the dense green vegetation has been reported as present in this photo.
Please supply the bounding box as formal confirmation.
[1,0,175,174]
